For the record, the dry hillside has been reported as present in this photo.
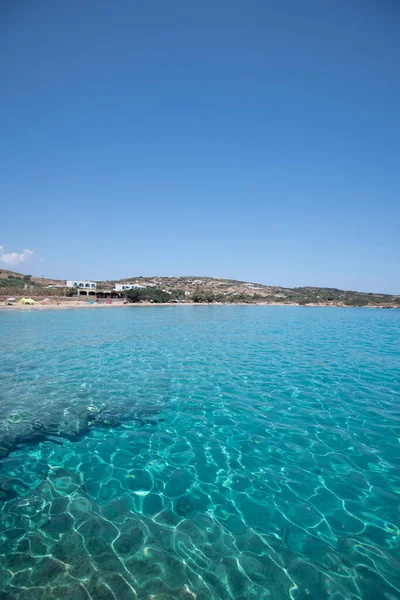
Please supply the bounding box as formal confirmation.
[0,269,399,307]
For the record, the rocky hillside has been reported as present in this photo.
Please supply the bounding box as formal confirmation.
[116,276,400,307]
[0,269,399,307]
[0,269,60,286]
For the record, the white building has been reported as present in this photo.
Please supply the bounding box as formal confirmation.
[114,284,146,291]
[67,280,97,289]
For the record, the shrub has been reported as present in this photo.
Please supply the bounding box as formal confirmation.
[146,289,171,303]
[170,289,185,300]
[1,277,24,288]
[192,291,216,303]
[343,297,368,307]
[66,288,77,297]
[125,288,171,303]
[125,289,145,303]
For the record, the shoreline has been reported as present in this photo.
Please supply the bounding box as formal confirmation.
[0,301,399,311]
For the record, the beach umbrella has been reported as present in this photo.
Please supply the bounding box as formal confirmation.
[6,298,16,302]
[18,298,36,305]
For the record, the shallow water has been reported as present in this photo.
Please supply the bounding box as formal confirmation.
[0,306,399,599]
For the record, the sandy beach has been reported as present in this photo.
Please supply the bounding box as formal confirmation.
[0,300,213,311]
[1,300,398,311]
[0,300,301,310]
[0,300,134,311]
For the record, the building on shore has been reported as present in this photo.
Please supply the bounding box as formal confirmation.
[67,280,97,289]
[114,284,145,291]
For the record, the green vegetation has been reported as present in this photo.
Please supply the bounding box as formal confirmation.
[125,288,172,303]
[169,288,186,300]
[65,288,77,297]
[1,277,25,288]
[282,287,397,307]
[192,291,216,303]
[192,291,269,304]
[124,289,143,303]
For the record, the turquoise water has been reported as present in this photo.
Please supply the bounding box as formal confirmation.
[0,306,399,600]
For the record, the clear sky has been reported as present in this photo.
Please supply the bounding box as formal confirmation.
[1,1,399,293]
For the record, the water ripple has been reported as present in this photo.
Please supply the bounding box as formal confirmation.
[0,306,399,599]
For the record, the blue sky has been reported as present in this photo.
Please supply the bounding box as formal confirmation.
[1,1,399,293]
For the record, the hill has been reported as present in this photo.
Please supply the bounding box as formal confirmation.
[0,268,399,307]
[0,269,60,286]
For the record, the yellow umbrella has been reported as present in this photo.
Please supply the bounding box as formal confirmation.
[18,298,36,305]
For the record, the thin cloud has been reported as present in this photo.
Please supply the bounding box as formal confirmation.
[0,246,34,267]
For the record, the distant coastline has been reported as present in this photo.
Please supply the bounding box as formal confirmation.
[1,268,399,309]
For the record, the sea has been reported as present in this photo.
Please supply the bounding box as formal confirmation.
[0,306,399,600]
